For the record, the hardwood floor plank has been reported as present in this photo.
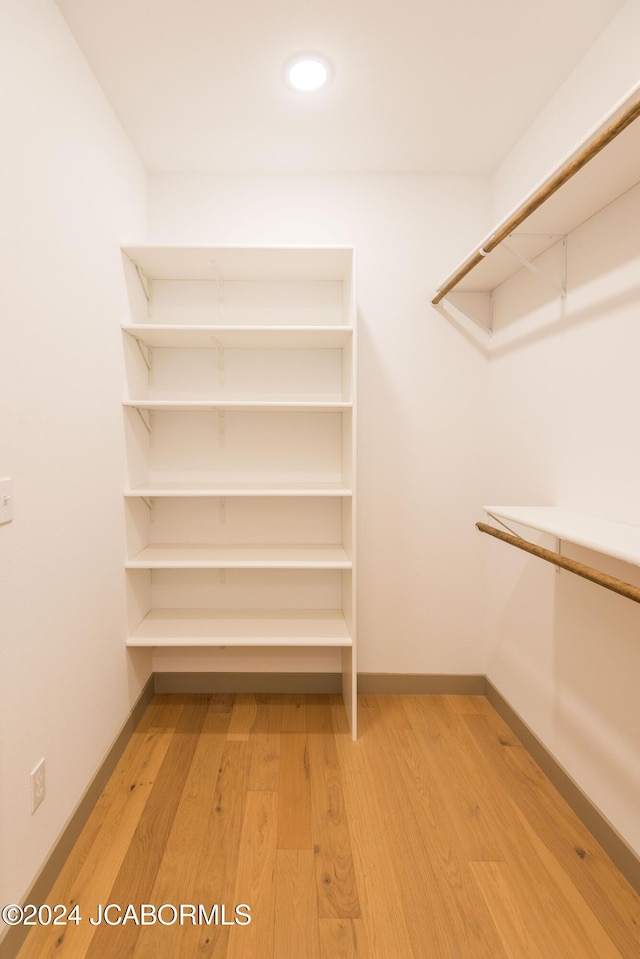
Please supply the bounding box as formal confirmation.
[468,860,554,959]
[401,695,508,861]
[463,711,640,958]
[143,695,190,729]
[443,693,484,715]
[190,738,251,958]
[330,696,351,735]
[16,725,177,959]
[252,694,286,734]
[308,733,360,919]
[318,918,370,959]
[386,727,511,958]
[247,733,280,792]
[401,691,462,733]
[31,717,173,942]
[354,728,503,958]
[81,702,207,959]
[274,850,320,959]
[510,803,627,959]
[227,693,257,741]
[470,829,625,959]
[227,790,278,959]
[306,693,335,735]
[280,693,308,733]
[207,693,235,714]
[277,733,311,850]
[355,693,411,736]
[129,707,231,959]
[333,731,418,958]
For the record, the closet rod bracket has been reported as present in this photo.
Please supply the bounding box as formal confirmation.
[501,233,567,299]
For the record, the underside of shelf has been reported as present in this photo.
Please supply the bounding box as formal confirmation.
[484,506,640,568]
[126,543,352,569]
[126,608,353,647]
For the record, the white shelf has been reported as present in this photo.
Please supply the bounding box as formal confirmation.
[435,83,640,298]
[124,399,352,412]
[126,608,353,647]
[125,482,352,498]
[122,324,353,349]
[484,506,640,568]
[126,543,352,569]
[122,245,354,281]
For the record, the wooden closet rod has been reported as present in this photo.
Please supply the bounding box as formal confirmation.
[433,94,640,305]
[476,522,640,606]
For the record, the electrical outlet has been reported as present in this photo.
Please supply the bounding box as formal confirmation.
[30,758,46,814]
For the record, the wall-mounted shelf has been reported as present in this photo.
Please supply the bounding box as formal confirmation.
[483,506,640,568]
[125,482,352,497]
[123,324,353,349]
[433,81,640,326]
[125,543,352,569]
[124,399,352,412]
[126,608,352,648]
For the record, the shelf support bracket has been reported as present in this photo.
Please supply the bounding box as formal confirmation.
[217,345,225,386]
[501,233,567,299]
[135,408,153,435]
[219,497,226,524]
[486,511,521,539]
[123,328,153,376]
[135,338,153,376]
[133,262,152,302]
[218,410,225,448]
[486,511,563,573]
[141,496,154,513]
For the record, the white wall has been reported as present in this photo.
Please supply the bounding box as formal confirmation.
[485,1,640,855]
[0,0,148,917]
[148,174,491,677]
[492,0,640,223]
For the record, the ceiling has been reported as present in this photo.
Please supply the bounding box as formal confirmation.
[55,0,624,175]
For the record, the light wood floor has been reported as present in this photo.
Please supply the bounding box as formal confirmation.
[15,693,640,958]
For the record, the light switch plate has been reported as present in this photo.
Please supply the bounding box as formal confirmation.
[0,478,13,524]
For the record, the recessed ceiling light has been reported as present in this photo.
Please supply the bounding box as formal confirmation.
[285,56,332,93]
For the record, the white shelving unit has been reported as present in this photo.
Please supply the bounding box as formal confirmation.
[121,245,358,736]
[483,506,640,568]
